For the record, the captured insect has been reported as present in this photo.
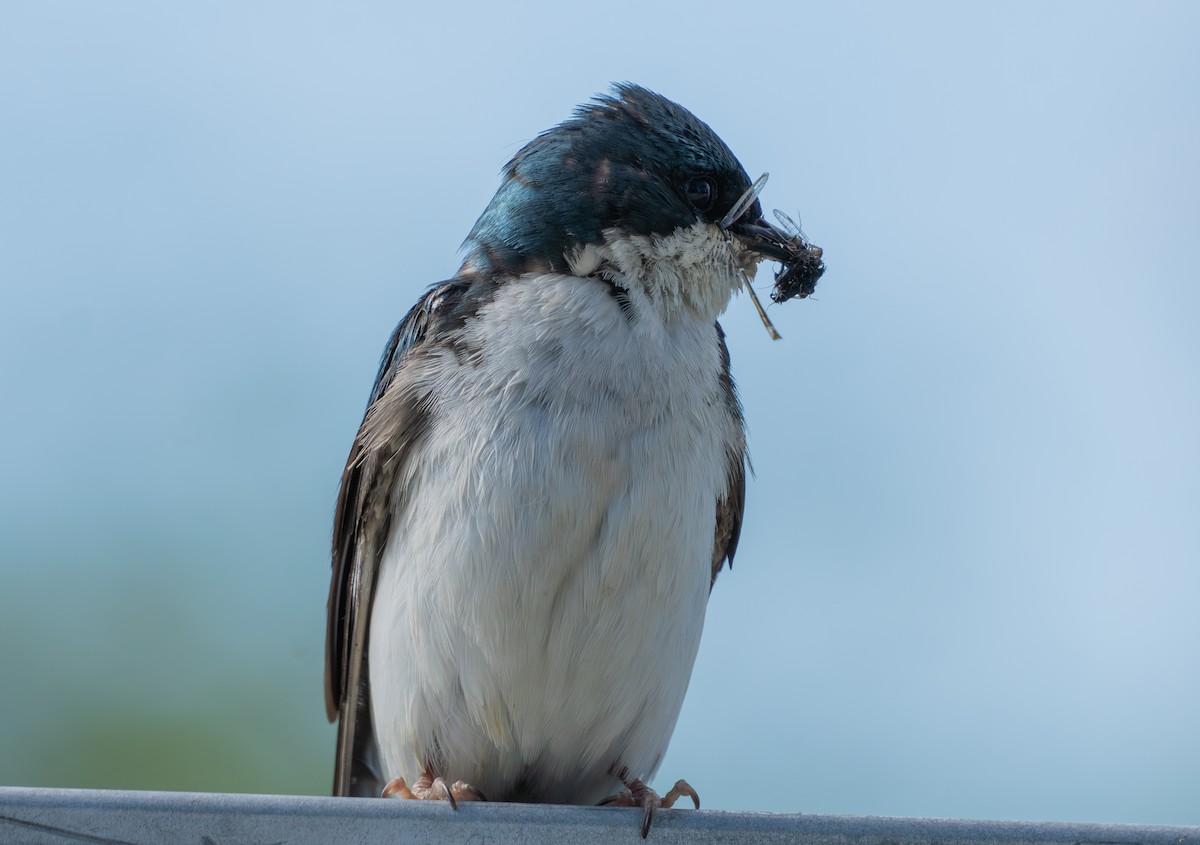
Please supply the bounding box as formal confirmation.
[718,174,826,339]
[768,210,825,304]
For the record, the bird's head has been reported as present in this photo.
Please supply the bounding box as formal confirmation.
[462,84,821,319]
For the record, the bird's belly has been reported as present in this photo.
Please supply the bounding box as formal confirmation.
[368,327,728,802]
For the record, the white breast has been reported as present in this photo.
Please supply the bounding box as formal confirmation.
[369,244,743,803]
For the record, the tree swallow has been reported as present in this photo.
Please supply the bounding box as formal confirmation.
[325,83,824,837]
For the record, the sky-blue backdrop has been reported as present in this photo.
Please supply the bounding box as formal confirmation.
[1,0,1197,826]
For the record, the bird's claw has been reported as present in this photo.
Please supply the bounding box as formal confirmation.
[382,768,486,809]
[600,775,700,838]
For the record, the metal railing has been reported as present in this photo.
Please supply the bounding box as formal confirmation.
[1,786,1196,845]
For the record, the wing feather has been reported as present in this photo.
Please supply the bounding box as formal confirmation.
[324,280,466,796]
[711,321,747,586]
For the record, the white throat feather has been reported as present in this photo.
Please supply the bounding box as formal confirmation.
[567,220,759,322]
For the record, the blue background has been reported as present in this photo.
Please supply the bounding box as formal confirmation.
[1,1,1197,825]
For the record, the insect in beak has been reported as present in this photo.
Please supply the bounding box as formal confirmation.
[720,174,827,339]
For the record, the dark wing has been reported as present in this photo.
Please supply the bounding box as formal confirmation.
[711,321,748,587]
[324,280,467,797]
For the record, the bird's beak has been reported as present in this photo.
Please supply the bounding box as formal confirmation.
[727,215,826,303]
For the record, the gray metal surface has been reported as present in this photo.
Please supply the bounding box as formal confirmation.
[0,786,1195,845]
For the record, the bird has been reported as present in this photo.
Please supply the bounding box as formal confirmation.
[324,83,823,837]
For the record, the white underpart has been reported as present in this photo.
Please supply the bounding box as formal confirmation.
[369,220,755,802]
[569,220,756,323]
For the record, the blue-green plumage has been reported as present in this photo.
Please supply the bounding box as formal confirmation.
[463,83,764,275]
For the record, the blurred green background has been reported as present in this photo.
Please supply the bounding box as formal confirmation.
[2,0,1198,826]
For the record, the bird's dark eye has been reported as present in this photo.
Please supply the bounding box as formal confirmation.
[684,177,716,213]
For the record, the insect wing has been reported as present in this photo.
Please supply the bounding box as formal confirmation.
[772,209,807,241]
[719,172,770,230]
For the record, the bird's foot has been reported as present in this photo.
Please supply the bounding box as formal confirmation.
[599,772,700,838]
[382,766,486,809]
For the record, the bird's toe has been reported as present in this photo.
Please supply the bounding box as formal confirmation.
[599,773,700,838]
[381,768,486,809]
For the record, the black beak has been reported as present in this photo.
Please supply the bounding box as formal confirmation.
[728,215,826,303]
